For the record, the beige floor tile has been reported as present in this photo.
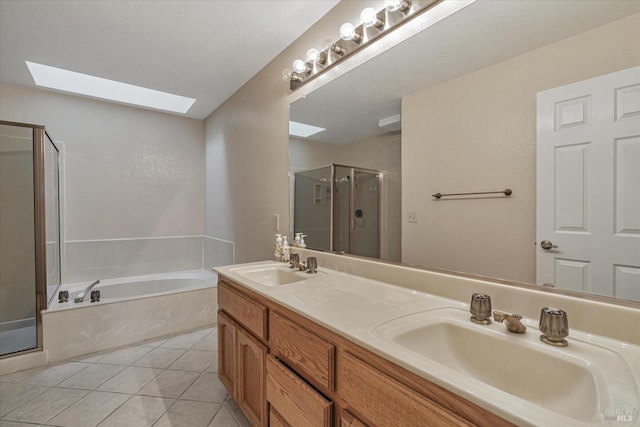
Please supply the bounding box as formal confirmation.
[47,390,130,427]
[139,337,168,347]
[97,366,161,394]
[137,369,200,399]
[192,335,217,351]
[69,351,109,363]
[97,395,173,427]
[96,345,153,366]
[153,400,220,427]
[57,364,125,390]
[0,367,41,384]
[206,354,218,373]
[207,405,239,427]
[133,347,185,369]
[181,373,228,403]
[224,398,252,427]
[168,350,215,372]
[0,383,48,418]
[20,362,90,387]
[2,387,87,424]
[192,326,216,336]
[0,420,38,427]
[159,333,204,350]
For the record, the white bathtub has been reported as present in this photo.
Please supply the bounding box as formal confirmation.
[42,269,218,362]
[48,270,216,309]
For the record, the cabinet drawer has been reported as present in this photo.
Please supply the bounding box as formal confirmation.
[218,281,267,340]
[266,356,332,427]
[269,311,335,391]
[338,352,473,427]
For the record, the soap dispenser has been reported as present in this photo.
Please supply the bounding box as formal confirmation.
[274,234,283,261]
[294,233,302,247]
[281,236,290,262]
[300,234,307,248]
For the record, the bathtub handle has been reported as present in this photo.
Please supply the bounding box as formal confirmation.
[74,279,101,303]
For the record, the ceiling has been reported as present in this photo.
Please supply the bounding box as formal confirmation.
[0,0,340,119]
[290,0,640,144]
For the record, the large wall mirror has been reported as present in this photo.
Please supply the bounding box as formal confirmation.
[289,0,640,303]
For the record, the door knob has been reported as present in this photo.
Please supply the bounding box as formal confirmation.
[540,240,558,250]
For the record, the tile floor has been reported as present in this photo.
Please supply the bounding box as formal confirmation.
[0,326,251,427]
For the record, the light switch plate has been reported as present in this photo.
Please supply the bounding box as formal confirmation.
[407,211,418,223]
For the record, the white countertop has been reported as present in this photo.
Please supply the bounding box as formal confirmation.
[215,258,640,427]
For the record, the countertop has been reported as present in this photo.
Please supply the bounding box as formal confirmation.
[215,259,640,427]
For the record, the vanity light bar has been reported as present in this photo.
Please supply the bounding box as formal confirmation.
[286,0,441,91]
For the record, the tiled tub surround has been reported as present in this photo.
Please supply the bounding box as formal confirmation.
[42,270,218,363]
[0,326,251,427]
[215,252,640,427]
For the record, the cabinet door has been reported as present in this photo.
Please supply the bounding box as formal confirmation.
[217,312,236,398]
[340,410,368,427]
[237,327,267,427]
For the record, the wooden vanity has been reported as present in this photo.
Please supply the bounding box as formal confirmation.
[217,276,514,427]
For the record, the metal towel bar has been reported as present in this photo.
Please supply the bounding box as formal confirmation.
[432,188,512,199]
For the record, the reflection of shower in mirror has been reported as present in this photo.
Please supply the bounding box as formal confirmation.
[293,164,382,259]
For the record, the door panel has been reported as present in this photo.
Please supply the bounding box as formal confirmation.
[537,66,640,300]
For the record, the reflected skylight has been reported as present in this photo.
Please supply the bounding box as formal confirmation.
[289,120,326,138]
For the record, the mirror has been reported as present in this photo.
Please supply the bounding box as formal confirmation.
[289,1,640,302]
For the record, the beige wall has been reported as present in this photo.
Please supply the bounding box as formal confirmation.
[0,82,205,281]
[402,13,640,283]
[204,1,373,263]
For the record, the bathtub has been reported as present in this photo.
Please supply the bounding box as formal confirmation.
[42,269,218,362]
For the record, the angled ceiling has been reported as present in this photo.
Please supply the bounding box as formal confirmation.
[0,0,340,119]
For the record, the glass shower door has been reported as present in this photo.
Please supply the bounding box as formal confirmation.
[0,123,38,355]
[351,169,380,258]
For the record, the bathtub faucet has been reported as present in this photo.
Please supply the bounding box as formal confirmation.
[74,279,101,303]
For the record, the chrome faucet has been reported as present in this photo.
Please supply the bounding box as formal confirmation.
[288,254,318,273]
[288,254,307,271]
[493,311,527,333]
[74,280,100,303]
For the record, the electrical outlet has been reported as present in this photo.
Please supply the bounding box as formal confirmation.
[272,214,280,231]
[407,211,418,223]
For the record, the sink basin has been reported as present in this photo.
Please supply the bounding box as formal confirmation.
[230,263,309,287]
[372,308,639,424]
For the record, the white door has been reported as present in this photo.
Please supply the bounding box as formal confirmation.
[537,66,640,301]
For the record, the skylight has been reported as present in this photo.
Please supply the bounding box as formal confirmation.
[25,61,196,114]
[289,121,326,138]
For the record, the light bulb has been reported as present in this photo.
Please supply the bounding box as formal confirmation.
[385,0,411,12]
[292,59,308,74]
[306,49,320,63]
[360,8,382,28]
[339,23,361,43]
[281,68,292,81]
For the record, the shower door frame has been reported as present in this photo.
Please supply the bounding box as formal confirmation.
[0,120,51,358]
[332,164,383,259]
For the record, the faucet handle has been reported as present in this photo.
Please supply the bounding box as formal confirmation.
[539,307,569,346]
[470,293,492,324]
[306,256,317,273]
[289,253,300,268]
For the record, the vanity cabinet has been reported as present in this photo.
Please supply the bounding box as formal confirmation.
[217,282,268,427]
[217,277,514,427]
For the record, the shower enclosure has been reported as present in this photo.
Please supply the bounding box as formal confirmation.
[0,121,60,357]
[294,164,381,258]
